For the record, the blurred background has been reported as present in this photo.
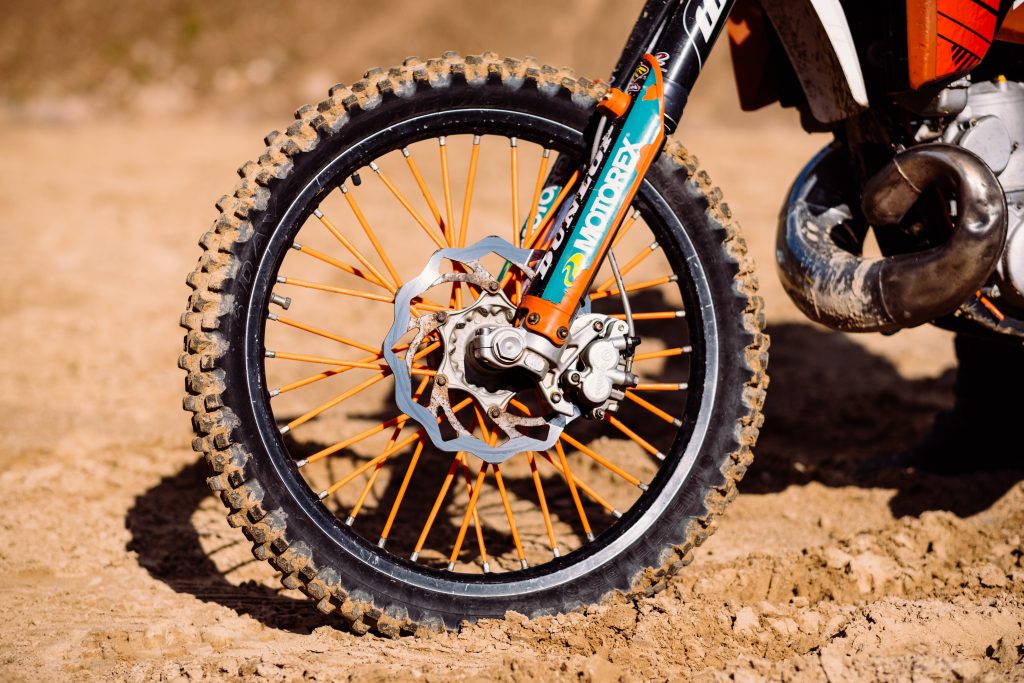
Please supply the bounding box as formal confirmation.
[0,0,777,125]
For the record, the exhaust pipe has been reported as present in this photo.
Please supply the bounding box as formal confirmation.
[776,143,1007,333]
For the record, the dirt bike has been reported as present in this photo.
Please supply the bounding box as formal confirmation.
[181,0,1024,635]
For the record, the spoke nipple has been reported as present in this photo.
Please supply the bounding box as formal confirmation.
[295,458,308,469]
[683,345,693,354]
[438,136,447,146]
[267,312,279,321]
[509,137,518,148]
[446,562,456,571]
[556,326,569,340]
[401,147,411,157]
[632,208,641,219]
[673,418,683,427]
[265,350,277,358]
[638,482,649,491]
[526,312,541,325]
[669,274,679,282]
[344,516,355,527]
[473,135,481,145]
[410,551,420,562]
[435,374,447,387]
[271,293,292,310]
[482,561,491,573]
[613,509,623,519]
[276,275,287,284]
[369,161,380,173]
[520,559,529,569]
[649,241,659,251]
[592,320,605,332]
[339,184,349,194]
[679,383,688,390]
[586,532,596,542]
[553,548,561,558]
[542,148,552,158]
[291,242,303,251]
[377,536,387,548]
[676,311,686,318]
[487,406,501,419]
[279,424,291,435]
[269,388,281,398]
[656,451,666,461]
[312,208,324,219]
[318,490,329,500]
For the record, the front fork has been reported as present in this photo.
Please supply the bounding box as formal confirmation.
[516,0,736,344]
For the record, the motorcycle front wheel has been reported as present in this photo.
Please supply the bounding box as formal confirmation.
[180,52,767,636]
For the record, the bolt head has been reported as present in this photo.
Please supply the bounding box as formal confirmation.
[551,392,562,403]
[435,311,448,324]
[487,406,501,419]
[568,372,582,384]
[556,326,569,340]
[435,374,447,386]
[526,312,541,325]
[593,408,606,420]
[485,280,500,293]
[593,320,605,332]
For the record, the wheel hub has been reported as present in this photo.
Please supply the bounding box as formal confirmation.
[382,236,578,463]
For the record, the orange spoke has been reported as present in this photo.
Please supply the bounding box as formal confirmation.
[458,135,481,248]
[346,375,431,525]
[447,460,489,570]
[510,137,520,247]
[555,440,593,541]
[493,463,528,568]
[607,415,664,461]
[402,147,445,234]
[377,439,424,548]
[282,340,441,434]
[624,390,681,426]
[284,371,389,434]
[634,346,691,362]
[439,137,456,246]
[589,274,676,301]
[270,314,380,354]
[594,241,660,293]
[411,452,463,561]
[634,382,689,391]
[267,350,384,370]
[304,396,472,468]
[340,185,403,286]
[368,161,446,250]
[611,209,641,249]
[527,452,560,557]
[609,311,685,321]
[539,450,618,516]
[313,209,397,293]
[319,431,422,499]
[458,452,491,572]
[377,395,473,548]
[270,340,432,396]
[523,148,551,245]
[559,432,645,489]
[277,276,394,303]
[292,242,390,291]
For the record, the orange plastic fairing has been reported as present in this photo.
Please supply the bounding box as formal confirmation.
[907,0,1000,89]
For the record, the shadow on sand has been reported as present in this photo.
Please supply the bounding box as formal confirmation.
[126,322,1023,628]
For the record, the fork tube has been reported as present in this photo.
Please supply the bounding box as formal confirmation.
[652,0,736,133]
[516,0,735,344]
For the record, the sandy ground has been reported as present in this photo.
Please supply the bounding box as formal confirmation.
[2,30,1024,683]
